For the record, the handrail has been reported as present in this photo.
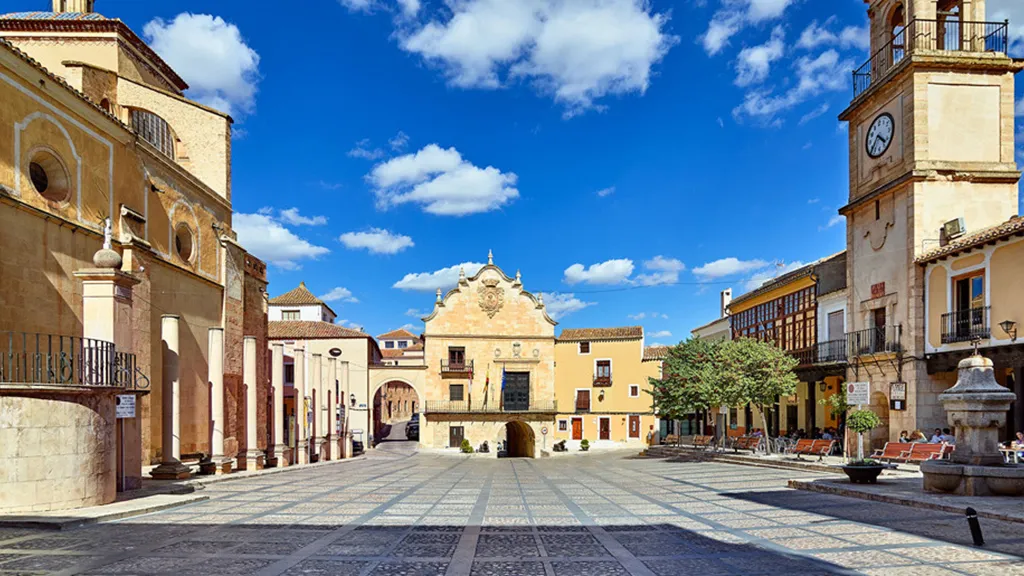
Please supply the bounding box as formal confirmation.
[424,399,557,414]
[1,331,148,389]
[941,306,990,344]
[847,325,902,357]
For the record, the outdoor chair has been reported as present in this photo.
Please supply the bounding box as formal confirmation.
[871,442,913,463]
[901,443,949,463]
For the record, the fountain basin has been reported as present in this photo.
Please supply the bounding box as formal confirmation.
[921,460,1024,496]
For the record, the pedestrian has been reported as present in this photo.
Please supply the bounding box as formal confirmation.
[930,428,943,443]
[940,428,956,444]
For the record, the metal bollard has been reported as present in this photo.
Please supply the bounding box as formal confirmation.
[966,507,984,546]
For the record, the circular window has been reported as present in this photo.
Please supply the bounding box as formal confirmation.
[174,223,194,263]
[27,150,70,202]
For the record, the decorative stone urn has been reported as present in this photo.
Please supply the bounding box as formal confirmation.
[921,354,1024,496]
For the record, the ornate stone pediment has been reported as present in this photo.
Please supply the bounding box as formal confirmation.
[478,279,505,318]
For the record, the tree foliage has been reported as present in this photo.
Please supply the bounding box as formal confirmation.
[845,409,882,435]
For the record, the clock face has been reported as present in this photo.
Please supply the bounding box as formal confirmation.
[866,113,895,158]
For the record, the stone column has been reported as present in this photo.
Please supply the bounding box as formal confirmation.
[311,353,323,462]
[239,336,264,471]
[269,342,288,467]
[325,356,337,461]
[339,360,350,458]
[151,315,190,479]
[206,328,232,474]
[293,347,309,465]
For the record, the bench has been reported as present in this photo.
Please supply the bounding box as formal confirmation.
[871,442,914,463]
[692,435,714,450]
[663,434,679,446]
[732,436,761,452]
[791,439,835,460]
[901,442,948,463]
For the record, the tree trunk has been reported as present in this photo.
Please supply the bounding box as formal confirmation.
[760,406,772,454]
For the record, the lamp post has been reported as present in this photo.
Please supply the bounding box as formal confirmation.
[999,320,1017,342]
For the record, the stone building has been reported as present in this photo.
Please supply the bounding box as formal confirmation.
[0,1,267,512]
[421,252,558,457]
[378,328,425,367]
[552,327,660,450]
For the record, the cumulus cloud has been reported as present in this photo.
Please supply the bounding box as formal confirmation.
[538,292,595,320]
[399,0,677,117]
[389,130,410,150]
[337,319,364,331]
[339,228,414,255]
[405,308,428,317]
[1016,95,1024,117]
[635,256,685,286]
[393,262,486,292]
[629,312,668,320]
[348,139,385,160]
[368,144,519,216]
[692,257,769,279]
[233,212,329,270]
[144,13,260,116]
[277,207,328,226]
[564,259,635,285]
[701,0,796,56]
[733,49,852,123]
[338,0,375,12]
[596,186,615,198]
[320,287,359,303]
[797,18,869,51]
[648,330,672,338]
[744,261,805,290]
[989,0,1024,56]
[734,26,785,87]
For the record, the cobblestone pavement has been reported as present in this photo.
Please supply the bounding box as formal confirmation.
[1,451,1022,575]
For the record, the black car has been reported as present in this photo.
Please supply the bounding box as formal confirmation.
[406,423,419,441]
[352,440,364,454]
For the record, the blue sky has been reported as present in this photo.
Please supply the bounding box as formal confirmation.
[94,0,1024,342]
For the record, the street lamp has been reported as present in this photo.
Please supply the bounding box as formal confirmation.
[999,319,1017,342]
[818,381,828,393]
[350,393,357,407]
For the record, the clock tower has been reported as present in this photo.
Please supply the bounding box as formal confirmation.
[838,0,1020,444]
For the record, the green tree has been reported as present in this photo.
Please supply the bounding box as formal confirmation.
[647,338,734,426]
[724,338,799,453]
[846,409,882,462]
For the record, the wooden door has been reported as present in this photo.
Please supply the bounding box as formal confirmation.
[503,372,530,411]
[599,418,610,440]
[571,418,583,440]
[449,426,464,448]
[628,415,640,438]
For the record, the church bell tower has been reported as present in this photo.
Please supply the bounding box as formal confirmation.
[52,0,95,13]
[839,0,1020,442]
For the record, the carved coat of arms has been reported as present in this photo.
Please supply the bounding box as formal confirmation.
[478,279,505,318]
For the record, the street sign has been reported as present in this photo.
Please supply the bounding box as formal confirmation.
[115,394,135,418]
[541,427,548,435]
[890,382,907,401]
[846,381,870,406]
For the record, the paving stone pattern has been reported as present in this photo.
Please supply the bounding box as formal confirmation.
[0,451,1022,575]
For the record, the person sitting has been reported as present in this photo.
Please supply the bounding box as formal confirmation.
[812,427,822,439]
[929,428,943,443]
[910,429,928,443]
[899,430,909,443]
[821,428,834,441]
[940,428,956,444]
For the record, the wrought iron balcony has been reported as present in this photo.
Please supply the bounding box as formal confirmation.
[440,359,473,378]
[791,339,849,366]
[424,399,557,414]
[847,325,902,357]
[1,331,148,389]
[592,375,612,387]
[941,306,991,344]
[853,19,1009,98]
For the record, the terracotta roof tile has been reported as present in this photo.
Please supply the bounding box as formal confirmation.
[917,216,1024,264]
[380,349,404,358]
[268,321,367,340]
[558,326,643,341]
[378,328,418,340]
[269,282,325,306]
[643,346,670,361]
[406,342,424,352]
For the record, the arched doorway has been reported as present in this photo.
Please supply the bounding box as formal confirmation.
[372,380,420,445]
[504,421,535,458]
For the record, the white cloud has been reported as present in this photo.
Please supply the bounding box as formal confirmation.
[538,292,595,320]
[734,26,785,87]
[744,261,805,290]
[807,198,820,204]
[339,228,414,255]
[989,0,1024,56]
[692,257,769,279]
[338,0,375,12]
[337,319,364,331]
[564,259,635,285]
[399,0,677,117]
[399,322,419,333]
[368,144,519,216]
[144,14,260,116]
[628,312,647,320]
[405,308,428,317]
[635,256,685,286]
[648,330,672,338]
[596,186,615,198]
[397,0,420,17]
[348,139,385,160]
[320,287,359,303]
[278,207,328,226]
[797,18,869,51]
[733,49,852,123]
[1016,95,1024,117]
[819,214,844,231]
[701,0,795,56]
[629,312,668,320]
[389,130,410,150]
[798,102,830,125]
[393,262,486,292]
[233,212,329,270]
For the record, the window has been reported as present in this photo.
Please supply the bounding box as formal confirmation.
[575,389,591,412]
[27,149,71,203]
[385,341,395,349]
[398,340,409,349]
[129,108,175,159]
[875,200,881,221]
[827,310,845,341]
[628,384,640,398]
[954,272,984,311]
[579,342,590,354]
[595,360,611,378]
[729,407,738,430]
[284,364,294,385]
[558,419,567,432]
[449,384,464,402]
[282,310,300,321]
[448,347,465,368]
[174,223,194,263]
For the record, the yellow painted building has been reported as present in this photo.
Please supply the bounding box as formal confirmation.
[553,327,660,449]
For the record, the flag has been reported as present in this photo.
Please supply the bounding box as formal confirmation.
[483,365,490,408]
[500,365,506,410]
[468,372,473,409]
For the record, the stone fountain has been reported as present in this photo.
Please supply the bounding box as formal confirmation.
[921,353,1024,496]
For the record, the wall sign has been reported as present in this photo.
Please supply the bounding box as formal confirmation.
[889,382,906,401]
[871,282,886,299]
[116,394,135,418]
[846,381,870,406]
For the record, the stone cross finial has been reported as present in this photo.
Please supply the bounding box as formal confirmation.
[102,217,113,250]
[459,266,466,283]
[436,288,442,303]
[537,293,544,306]
[488,249,493,265]
[515,270,521,282]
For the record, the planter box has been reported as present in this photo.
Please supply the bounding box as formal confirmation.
[842,464,884,484]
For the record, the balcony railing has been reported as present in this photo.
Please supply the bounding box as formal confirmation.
[847,325,902,357]
[440,359,473,377]
[941,306,991,344]
[853,19,1009,98]
[592,375,612,387]
[1,331,149,389]
[424,399,557,414]
[791,339,849,366]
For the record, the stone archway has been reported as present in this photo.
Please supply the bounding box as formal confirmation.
[372,380,421,443]
[504,421,535,458]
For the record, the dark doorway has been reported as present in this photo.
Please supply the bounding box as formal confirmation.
[504,421,535,457]
[599,418,610,440]
[503,371,530,411]
[449,426,464,449]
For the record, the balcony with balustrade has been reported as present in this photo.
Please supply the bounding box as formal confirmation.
[941,306,991,344]
[847,325,903,358]
[424,398,557,415]
[440,358,473,379]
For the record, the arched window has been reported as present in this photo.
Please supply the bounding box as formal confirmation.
[937,0,962,51]
[889,3,906,64]
[128,108,175,159]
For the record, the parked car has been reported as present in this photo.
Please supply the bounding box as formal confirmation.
[352,440,364,454]
[406,423,420,441]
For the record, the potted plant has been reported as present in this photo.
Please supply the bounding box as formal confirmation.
[460,439,474,454]
[580,439,590,452]
[841,409,884,484]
